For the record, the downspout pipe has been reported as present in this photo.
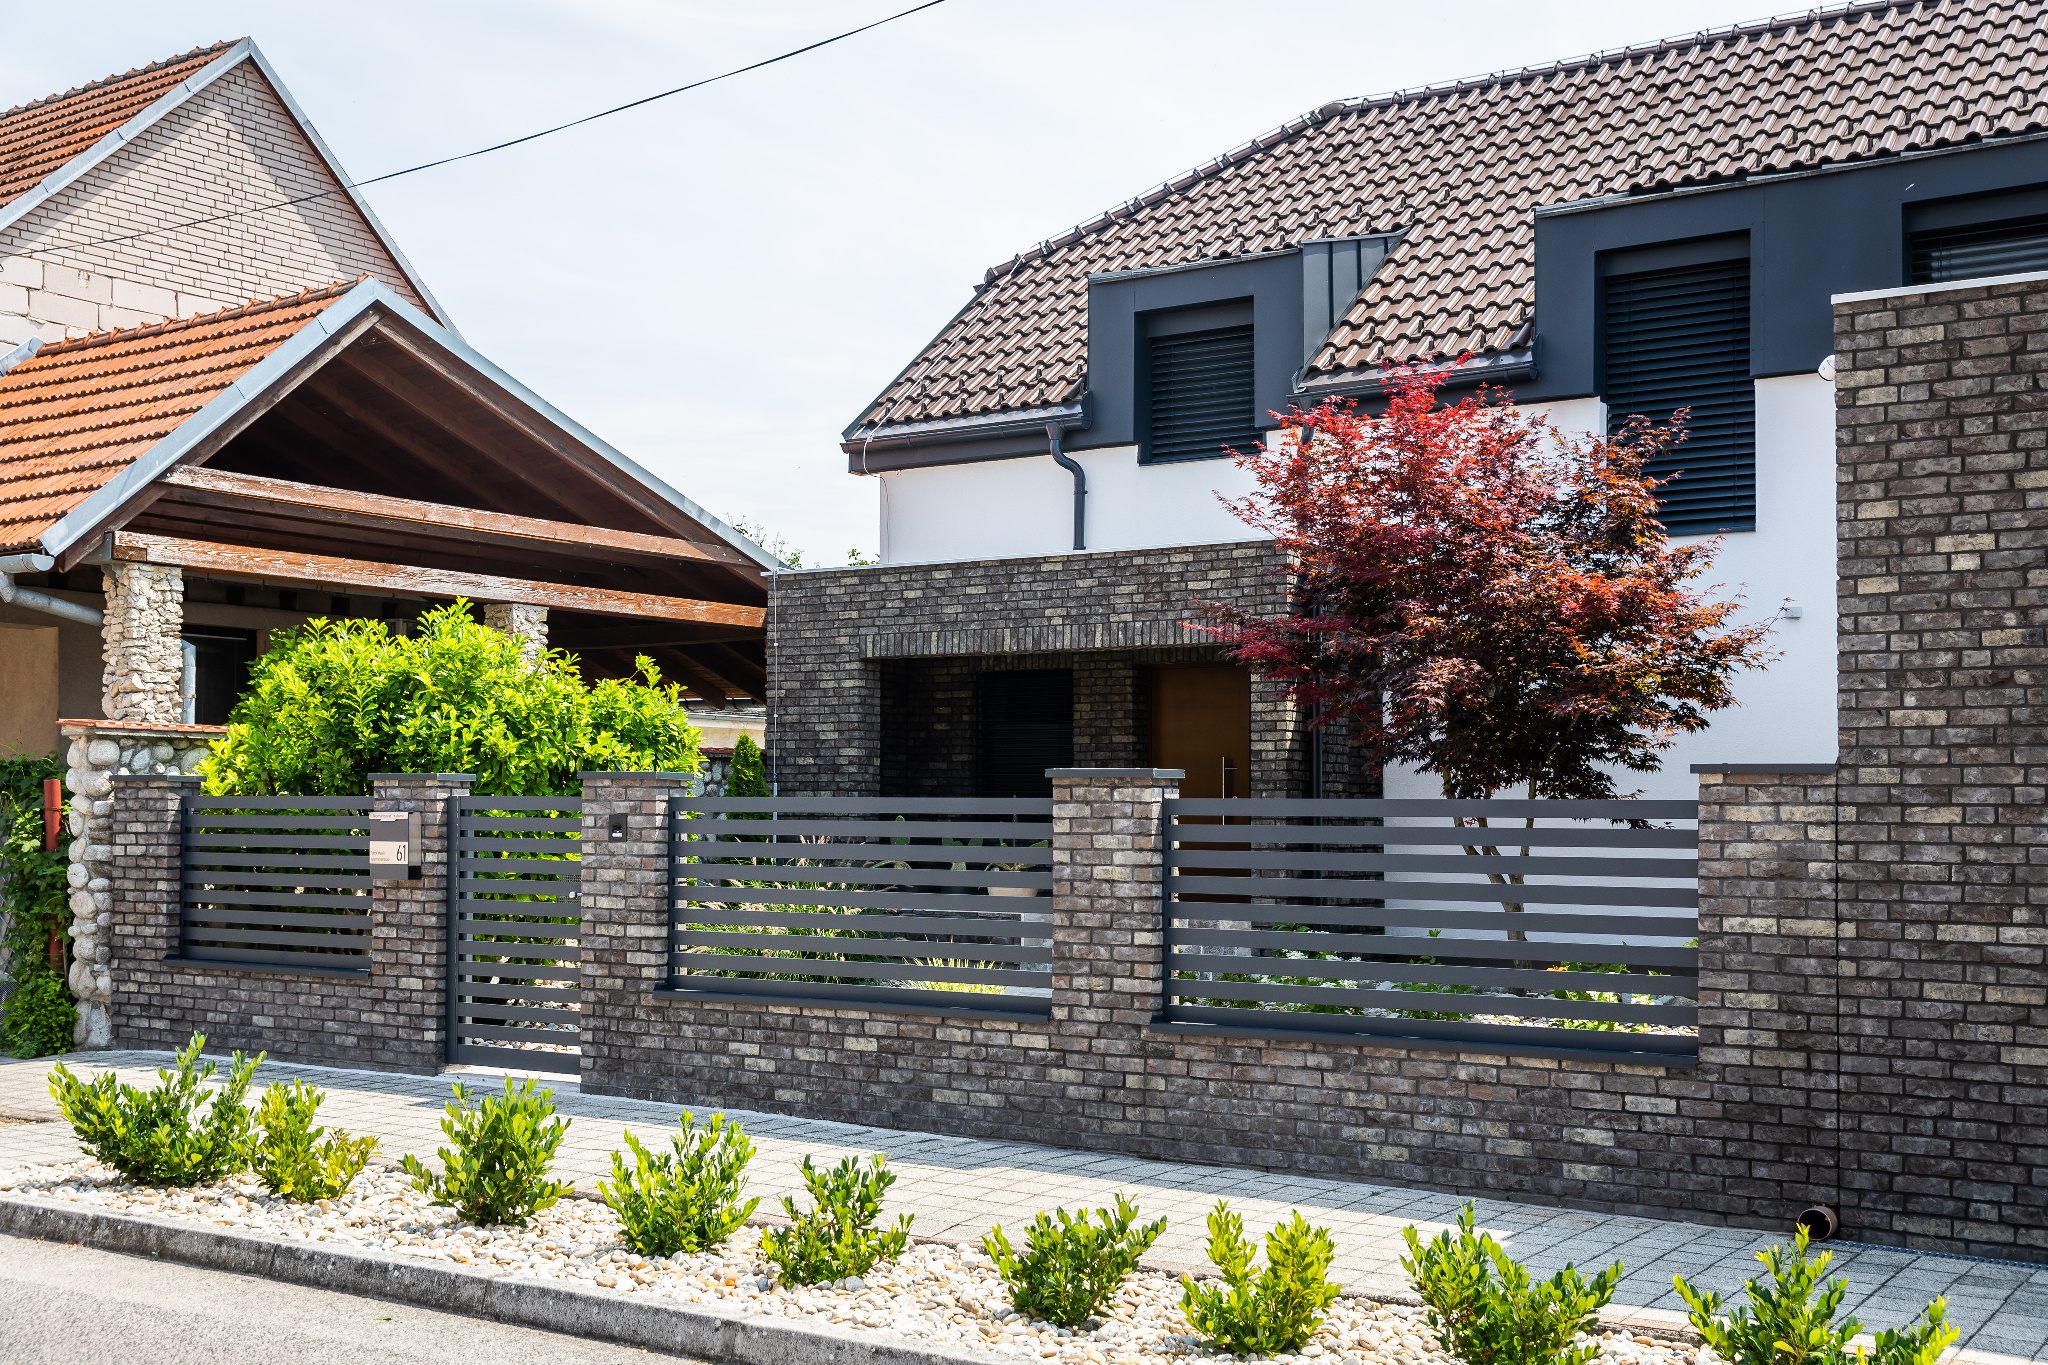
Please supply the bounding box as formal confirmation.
[1046,422,1087,552]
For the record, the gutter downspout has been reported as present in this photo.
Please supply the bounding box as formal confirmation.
[0,554,199,723]
[1047,423,1087,552]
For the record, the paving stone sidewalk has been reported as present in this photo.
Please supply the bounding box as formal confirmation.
[0,1051,2042,1362]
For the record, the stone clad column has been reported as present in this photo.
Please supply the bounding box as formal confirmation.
[101,561,185,723]
[1047,768,1180,1031]
[577,770,698,1093]
[482,603,548,666]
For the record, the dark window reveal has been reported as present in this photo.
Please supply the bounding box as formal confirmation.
[976,670,1073,798]
[1910,213,2048,284]
[1599,253,1754,535]
[1142,319,1260,464]
[184,628,257,726]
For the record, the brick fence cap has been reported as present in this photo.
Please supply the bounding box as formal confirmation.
[1689,762,1838,774]
[107,772,202,784]
[1046,767,1186,780]
[575,770,702,781]
[367,773,478,782]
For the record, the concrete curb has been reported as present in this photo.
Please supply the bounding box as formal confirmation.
[0,1194,1009,1365]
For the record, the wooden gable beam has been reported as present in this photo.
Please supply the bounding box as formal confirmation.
[160,467,761,571]
[113,533,765,628]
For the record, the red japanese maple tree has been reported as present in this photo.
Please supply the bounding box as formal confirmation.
[1206,365,1774,800]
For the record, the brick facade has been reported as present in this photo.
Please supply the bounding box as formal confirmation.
[1,58,427,348]
[769,541,1327,798]
[1825,274,2048,1253]
[105,772,465,1073]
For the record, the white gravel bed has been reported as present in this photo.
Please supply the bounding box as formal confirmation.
[0,1161,1694,1365]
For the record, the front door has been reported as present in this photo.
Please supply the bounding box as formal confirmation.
[1148,665,1252,798]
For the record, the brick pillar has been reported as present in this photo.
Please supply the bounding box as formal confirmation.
[101,561,185,723]
[1694,764,1843,1226]
[482,602,548,665]
[103,773,198,1046]
[577,770,698,1091]
[1048,768,1180,1031]
[367,772,472,1073]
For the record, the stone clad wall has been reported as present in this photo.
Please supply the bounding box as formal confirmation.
[60,720,218,1047]
[98,563,185,724]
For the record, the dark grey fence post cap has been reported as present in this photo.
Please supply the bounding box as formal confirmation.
[108,772,203,784]
[1045,768,1186,780]
[1689,762,1838,774]
[575,771,703,781]
[367,773,477,783]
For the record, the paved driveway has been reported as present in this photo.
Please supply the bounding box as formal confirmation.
[1,1051,2044,1361]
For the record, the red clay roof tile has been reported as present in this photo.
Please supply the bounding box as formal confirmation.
[853,0,2048,433]
[0,282,354,551]
[0,41,238,212]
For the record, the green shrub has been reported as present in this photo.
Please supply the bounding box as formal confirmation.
[1181,1202,1340,1357]
[48,1034,259,1185]
[201,601,700,798]
[727,733,768,799]
[249,1079,377,1201]
[1674,1227,1957,1365]
[3,968,75,1059]
[400,1078,573,1226]
[982,1194,1165,1327]
[1401,1204,1622,1365]
[761,1154,912,1285]
[599,1112,759,1256]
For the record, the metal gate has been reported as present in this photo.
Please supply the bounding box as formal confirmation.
[447,796,582,1075]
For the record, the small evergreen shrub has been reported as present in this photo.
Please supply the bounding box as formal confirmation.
[249,1079,377,1202]
[48,1034,259,1185]
[1401,1204,1622,1365]
[1181,1202,1341,1356]
[1674,1228,1957,1365]
[599,1112,759,1257]
[3,969,75,1059]
[727,733,768,799]
[760,1154,912,1285]
[982,1194,1166,1327]
[400,1078,572,1226]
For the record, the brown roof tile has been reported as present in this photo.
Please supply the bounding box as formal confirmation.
[0,282,353,551]
[0,41,238,212]
[853,0,2048,433]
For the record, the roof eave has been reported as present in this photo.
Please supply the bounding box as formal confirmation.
[36,280,783,574]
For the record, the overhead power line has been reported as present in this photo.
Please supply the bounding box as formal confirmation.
[4,0,952,258]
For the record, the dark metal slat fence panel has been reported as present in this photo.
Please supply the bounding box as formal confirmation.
[180,796,375,968]
[447,794,583,1076]
[668,795,1056,1016]
[1162,795,1701,1063]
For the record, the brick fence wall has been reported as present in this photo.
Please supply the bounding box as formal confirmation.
[106,772,466,1073]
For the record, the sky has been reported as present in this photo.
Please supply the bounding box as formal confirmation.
[4,0,1794,565]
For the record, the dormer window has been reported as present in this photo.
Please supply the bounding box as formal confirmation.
[1140,302,1260,464]
[1908,186,2048,284]
[1598,237,1754,536]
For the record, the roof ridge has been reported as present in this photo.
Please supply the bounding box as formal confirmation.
[0,39,240,121]
[34,279,362,355]
[977,0,1918,288]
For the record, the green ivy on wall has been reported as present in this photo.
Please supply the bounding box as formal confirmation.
[0,753,76,1058]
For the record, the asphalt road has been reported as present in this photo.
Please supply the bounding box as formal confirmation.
[0,1234,705,1363]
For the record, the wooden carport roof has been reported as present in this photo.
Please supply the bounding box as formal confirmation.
[0,280,775,701]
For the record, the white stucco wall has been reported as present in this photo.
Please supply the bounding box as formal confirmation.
[881,375,1840,792]
[878,439,1265,564]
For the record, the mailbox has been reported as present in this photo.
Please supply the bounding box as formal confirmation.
[368,810,422,881]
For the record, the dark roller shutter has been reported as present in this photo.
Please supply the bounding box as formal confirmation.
[1144,324,1261,463]
[976,670,1073,798]
[1910,213,2048,284]
[1600,257,1754,535]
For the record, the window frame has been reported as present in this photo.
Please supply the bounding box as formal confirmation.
[1136,299,1260,466]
